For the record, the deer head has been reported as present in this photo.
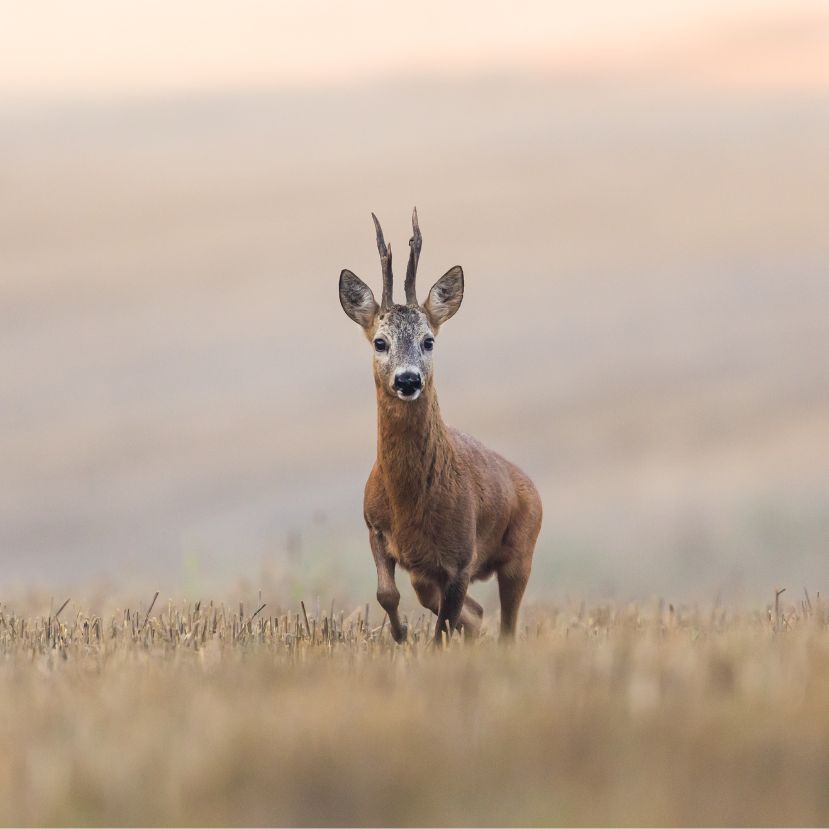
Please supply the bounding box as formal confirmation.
[339,209,464,402]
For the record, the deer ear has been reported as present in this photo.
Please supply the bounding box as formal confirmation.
[339,269,378,329]
[424,266,464,328]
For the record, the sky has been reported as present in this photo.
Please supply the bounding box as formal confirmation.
[2,2,828,599]
[2,0,827,103]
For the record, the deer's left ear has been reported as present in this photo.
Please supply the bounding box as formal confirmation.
[424,266,464,329]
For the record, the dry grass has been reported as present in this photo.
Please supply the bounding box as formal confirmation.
[2,593,829,826]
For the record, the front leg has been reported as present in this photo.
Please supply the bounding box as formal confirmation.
[369,529,407,643]
[434,570,470,644]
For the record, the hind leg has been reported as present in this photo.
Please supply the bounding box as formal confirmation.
[410,573,482,640]
[497,560,530,639]
[463,594,484,630]
[497,477,542,639]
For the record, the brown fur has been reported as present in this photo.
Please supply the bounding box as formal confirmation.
[364,377,542,642]
[340,212,542,643]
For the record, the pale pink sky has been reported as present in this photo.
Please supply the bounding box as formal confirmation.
[2,0,827,101]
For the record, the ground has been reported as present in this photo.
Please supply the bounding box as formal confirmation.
[1,593,828,826]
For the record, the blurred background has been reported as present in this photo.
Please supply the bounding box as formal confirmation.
[1,1,827,605]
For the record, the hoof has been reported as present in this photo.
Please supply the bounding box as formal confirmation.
[391,622,408,644]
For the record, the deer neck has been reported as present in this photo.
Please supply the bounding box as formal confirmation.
[376,383,453,499]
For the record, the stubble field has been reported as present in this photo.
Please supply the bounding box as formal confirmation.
[2,591,828,826]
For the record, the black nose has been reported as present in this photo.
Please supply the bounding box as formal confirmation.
[394,371,422,396]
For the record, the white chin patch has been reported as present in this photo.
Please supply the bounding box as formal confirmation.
[396,388,422,401]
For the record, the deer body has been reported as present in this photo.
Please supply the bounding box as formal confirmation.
[340,210,542,642]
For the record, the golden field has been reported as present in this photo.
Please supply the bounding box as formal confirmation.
[2,592,828,826]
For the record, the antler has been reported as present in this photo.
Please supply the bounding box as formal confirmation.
[404,206,422,306]
[372,212,394,311]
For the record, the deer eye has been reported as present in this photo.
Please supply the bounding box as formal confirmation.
[373,338,387,352]
[423,337,434,351]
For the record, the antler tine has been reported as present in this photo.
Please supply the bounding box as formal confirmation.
[372,212,394,311]
[404,206,422,306]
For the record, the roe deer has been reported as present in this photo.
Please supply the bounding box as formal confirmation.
[339,209,542,642]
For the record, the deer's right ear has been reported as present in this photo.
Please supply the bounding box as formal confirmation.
[339,269,378,329]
